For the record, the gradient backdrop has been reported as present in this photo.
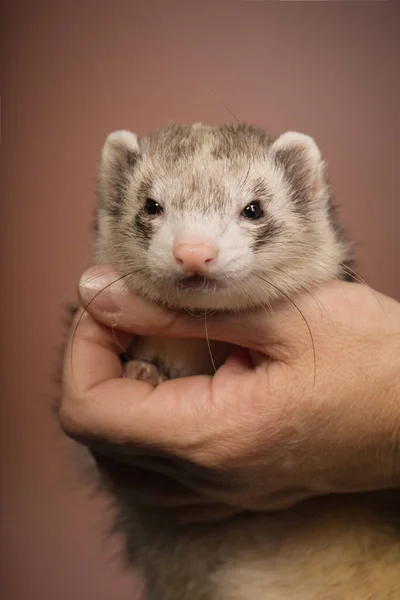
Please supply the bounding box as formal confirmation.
[1,1,399,599]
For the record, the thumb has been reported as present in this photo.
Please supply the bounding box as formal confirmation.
[78,266,311,358]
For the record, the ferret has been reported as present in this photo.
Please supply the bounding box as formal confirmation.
[77,123,400,599]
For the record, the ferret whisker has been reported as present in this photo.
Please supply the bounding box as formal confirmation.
[338,265,389,320]
[79,268,122,286]
[271,249,388,321]
[69,270,138,385]
[220,101,240,125]
[252,241,387,319]
[233,277,286,368]
[204,88,240,124]
[272,266,326,317]
[111,324,128,354]
[236,277,274,316]
[253,273,317,394]
[204,312,217,374]
[182,307,206,318]
[240,278,283,355]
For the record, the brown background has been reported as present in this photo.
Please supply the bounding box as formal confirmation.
[1,1,399,599]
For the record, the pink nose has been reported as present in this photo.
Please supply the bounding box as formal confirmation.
[173,242,218,273]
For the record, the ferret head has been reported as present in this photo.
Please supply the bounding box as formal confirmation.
[95,123,349,311]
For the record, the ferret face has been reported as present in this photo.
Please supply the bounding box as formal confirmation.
[95,123,348,310]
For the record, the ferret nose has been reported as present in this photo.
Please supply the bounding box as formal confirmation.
[173,242,218,273]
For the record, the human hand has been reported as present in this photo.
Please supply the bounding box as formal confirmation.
[59,266,400,523]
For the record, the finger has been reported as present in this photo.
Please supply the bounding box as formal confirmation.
[60,308,238,454]
[77,265,294,358]
[60,307,148,439]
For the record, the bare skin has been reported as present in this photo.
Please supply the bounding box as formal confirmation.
[59,265,400,524]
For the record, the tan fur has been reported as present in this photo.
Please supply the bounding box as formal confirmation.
[91,123,400,599]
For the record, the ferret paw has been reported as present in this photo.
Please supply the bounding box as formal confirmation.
[124,360,167,387]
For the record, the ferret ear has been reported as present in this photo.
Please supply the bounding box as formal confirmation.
[98,130,141,214]
[101,130,141,170]
[270,132,324,197]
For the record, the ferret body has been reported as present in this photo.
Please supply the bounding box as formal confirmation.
[90,123,399,599]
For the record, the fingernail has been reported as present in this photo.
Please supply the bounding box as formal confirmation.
[79,268,128,313]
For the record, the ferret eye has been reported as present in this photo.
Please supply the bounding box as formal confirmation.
[241,201,263,220]
[144,198,164,216]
